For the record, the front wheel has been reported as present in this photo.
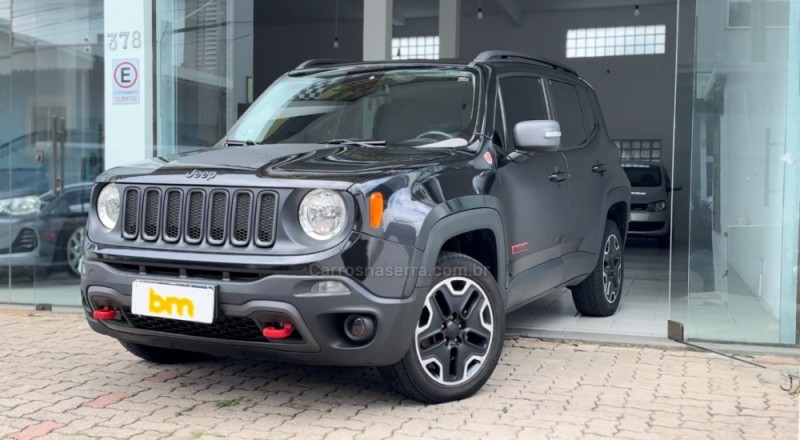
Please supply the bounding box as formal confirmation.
[66,226,85,277]
[570,220,624,317]
[379,252,505,403]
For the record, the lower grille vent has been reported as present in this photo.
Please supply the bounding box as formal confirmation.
[121,308,266,342]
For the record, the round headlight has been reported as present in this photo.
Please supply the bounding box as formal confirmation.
[299,189,346,240]
[97,183,121,230]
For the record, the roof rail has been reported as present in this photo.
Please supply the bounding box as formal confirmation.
[294,59,353,70]
[472,51,578,76]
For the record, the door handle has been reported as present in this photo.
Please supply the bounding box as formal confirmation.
[548,170,568,183]
[591,163,607,174]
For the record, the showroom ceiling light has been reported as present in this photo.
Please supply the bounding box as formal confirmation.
[333,0,340,48]
[477,0,484,19]
[634,4,640,17]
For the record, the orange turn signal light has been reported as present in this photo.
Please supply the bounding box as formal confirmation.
[369,192,384,228]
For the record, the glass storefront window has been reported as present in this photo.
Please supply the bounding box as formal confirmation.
[1,0,104,307]
[670,0,799,345]
[155,0,253,155]
[0,0,253,308]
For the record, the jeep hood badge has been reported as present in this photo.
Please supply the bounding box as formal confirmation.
[185,169,217,180]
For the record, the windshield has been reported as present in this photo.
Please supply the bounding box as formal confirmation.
[623,165,663,187]
[226,68,478,147]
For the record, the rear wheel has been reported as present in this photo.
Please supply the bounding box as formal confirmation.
[119,341,211,364]
[570,220,623,317]
[379,252,504,403]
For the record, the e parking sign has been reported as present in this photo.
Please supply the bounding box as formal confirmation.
[112,58,140,105]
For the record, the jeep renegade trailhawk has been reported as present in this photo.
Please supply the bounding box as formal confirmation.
[83,51,630,403]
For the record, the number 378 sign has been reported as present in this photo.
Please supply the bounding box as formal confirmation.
[112,58,140,105]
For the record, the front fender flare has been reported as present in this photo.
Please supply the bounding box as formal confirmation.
[414,207,507,297]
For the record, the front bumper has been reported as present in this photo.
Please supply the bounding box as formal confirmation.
[81,242,424,367]
[0,219,52,268]
[628,210,669,237]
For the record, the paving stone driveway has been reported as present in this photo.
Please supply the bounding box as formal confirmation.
[0,312,797,440]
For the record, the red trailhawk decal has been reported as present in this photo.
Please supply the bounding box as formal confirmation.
[511,242,529,256]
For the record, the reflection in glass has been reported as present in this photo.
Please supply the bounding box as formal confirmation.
[156,0,254,155]
[672,0,799,345]
[2,0,104,306]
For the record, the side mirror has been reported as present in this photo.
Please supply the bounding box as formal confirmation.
[513,120,562,152]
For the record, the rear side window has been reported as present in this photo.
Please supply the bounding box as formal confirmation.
[549,80,587,147]
[578,87,597,135]
[498,76,548,149]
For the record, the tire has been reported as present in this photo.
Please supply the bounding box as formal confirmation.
[379,252,505,403]
[119,340,211,364]
[570,220,624,317]
[65,226,85,278]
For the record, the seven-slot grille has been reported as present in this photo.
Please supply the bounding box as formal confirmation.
[121,186,277,247]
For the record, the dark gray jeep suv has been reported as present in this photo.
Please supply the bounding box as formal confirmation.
[82,51,630,403]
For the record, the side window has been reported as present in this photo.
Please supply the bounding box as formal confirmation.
[578,87,597,136]
[47,192,76,216]
[77,189,92,214]
[549,80,587,147]
[49,189,91,216]
[498,76,548,149]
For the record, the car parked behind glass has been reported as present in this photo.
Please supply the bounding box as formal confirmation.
[622,162,680,248]
[0,183,92,278]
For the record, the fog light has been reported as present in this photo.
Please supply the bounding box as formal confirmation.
[344,314,375,342]
[311,280,350,294]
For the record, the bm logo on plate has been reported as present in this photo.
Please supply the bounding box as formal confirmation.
[148,288,195,318]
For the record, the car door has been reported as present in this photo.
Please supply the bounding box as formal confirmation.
[491,74,569,306]
[549,80,607,263]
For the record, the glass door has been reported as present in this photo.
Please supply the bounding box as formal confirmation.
[2,0,104,307]
[670,0,799,346]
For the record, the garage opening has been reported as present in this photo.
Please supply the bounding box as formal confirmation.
[219,0,800,345]
[252,0,679,340]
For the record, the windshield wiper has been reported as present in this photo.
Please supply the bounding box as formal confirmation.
[326,139,386,148]
[224,139,256,147]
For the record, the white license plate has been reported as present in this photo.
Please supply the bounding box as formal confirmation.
[131,280,216,324]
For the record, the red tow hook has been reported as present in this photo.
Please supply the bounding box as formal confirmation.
[93,306,117,320]
[263,323,294,340]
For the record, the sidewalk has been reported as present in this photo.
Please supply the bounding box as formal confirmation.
[0,312,797,440]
